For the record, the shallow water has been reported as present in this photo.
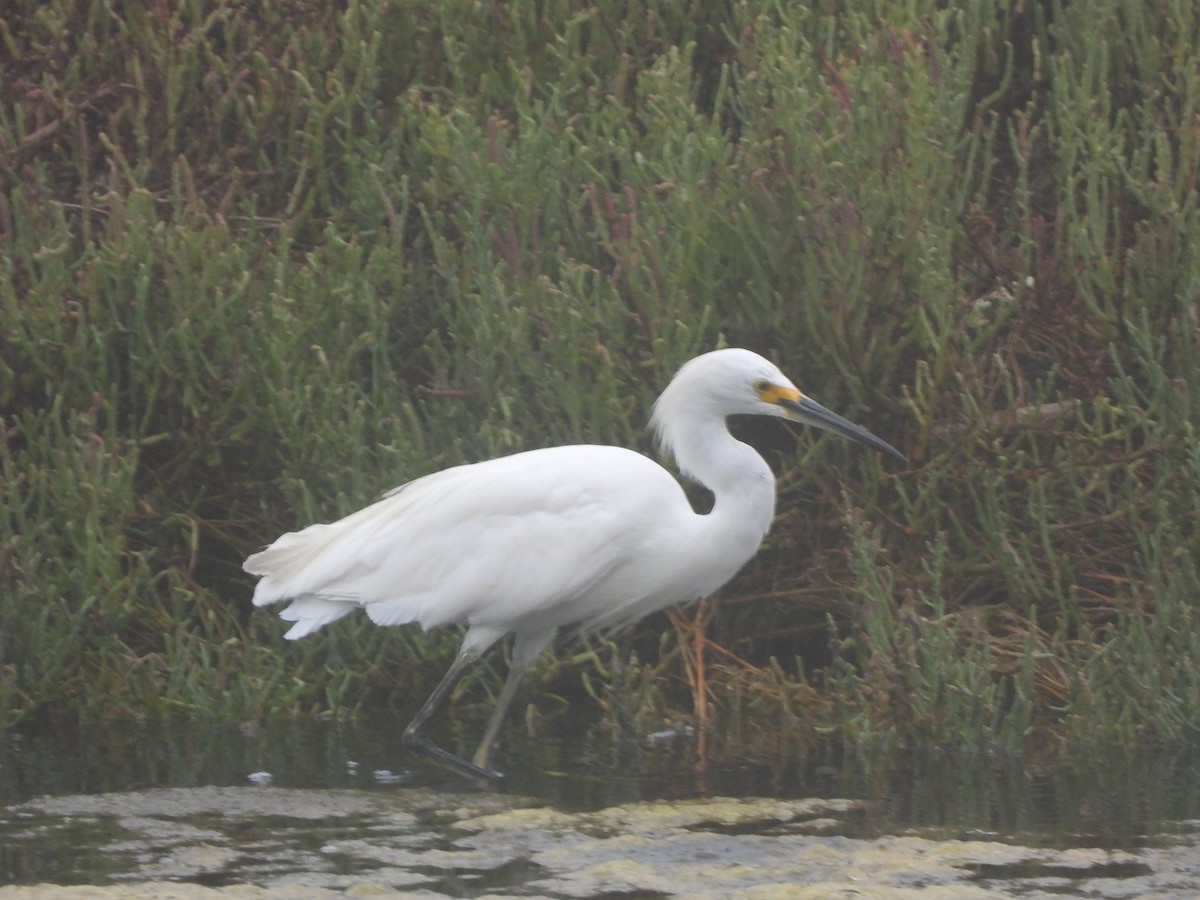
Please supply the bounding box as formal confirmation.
[1,713,1198,897]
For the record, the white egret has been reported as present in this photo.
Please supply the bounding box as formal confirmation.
[244,348,905,779]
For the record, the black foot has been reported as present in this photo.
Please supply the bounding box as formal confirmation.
[402,731,504,781]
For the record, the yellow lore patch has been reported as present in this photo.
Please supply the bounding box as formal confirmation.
[756,383,803,406]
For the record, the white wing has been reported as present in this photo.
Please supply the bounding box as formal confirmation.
[244,445,694,639]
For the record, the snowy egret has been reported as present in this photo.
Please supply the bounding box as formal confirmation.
[244,348,905,779]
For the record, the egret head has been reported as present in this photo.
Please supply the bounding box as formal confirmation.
[653,348,907,465]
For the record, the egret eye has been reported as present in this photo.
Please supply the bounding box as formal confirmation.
[753,379,771,394]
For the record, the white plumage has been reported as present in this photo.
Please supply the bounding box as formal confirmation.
[245,348,905,779]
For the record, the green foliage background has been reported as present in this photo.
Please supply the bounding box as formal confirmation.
[2,0,1198,753]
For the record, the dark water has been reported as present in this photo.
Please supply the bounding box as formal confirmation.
[1,709,1196,843]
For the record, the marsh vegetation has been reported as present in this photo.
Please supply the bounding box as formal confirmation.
[2,0,1198,758]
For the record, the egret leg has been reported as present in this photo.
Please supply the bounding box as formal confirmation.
[471,655,530,771]
[471,629,555,772]
[401,646,503,781]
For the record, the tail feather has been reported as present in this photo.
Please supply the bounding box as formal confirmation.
[277,594,355,640]
[244,463,479,637]
[244,522,345,608]
[244,522,362,638]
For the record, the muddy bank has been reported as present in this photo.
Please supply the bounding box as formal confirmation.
[1,787,1197,898]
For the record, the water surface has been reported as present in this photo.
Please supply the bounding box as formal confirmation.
[1,712,1197,896]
